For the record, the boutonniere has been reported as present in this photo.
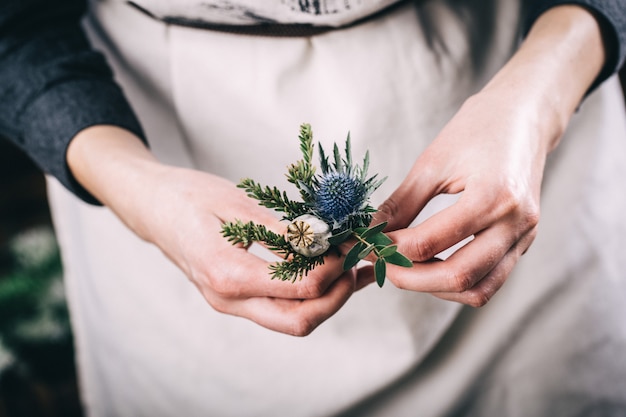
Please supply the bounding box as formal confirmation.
[221,124,411,286]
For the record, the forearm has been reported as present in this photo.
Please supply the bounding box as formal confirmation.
[481,5,606,152]
[67,125,165,241]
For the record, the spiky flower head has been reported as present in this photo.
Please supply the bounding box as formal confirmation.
[315,172,367,225]
[312,133,385,231]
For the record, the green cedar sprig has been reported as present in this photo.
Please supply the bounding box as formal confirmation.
[221,220,326,282]
[237,179,308,220]
[221,123,413,285]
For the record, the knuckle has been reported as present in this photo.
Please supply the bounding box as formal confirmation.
[296,279,326,299]
[447,267,475,292]
[377,197,400,223]
[209,297,229,314]
[417,161,439,185]
[497,179,525,215]
[522,204,541,230]
[492,179,541,229]
[289,316,316,337]
[392,276,409,291]
[209,275,241,298]
[407,238,435,262]
[466,289,491,308]
[202,290,230,314]
[520,227,539,255]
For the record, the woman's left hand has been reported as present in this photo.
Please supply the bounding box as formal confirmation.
[361,4,607,306]
[368,89,548,306]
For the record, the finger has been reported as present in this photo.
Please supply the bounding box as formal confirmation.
[429,255,513,307]
[373,161,440,231]
[216,204,287,238]
[205,244,349,300]
[429,229,536,306]
[355,265,376,291]
[212,198,348,300]
[386,185,506,262]
[385,222,522,293]
[229,269,356,336]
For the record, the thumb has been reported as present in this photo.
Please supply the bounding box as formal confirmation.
[374,168,438,232]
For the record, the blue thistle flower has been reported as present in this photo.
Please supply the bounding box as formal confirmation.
[315,172,367,225]
[309,133,386,230]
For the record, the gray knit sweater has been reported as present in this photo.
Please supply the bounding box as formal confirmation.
[0,0,624,204]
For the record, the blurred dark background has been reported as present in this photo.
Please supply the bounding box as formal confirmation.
[0,69,625,417]
[0,142,81,415]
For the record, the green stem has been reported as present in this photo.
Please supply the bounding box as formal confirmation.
[352,232,381,259]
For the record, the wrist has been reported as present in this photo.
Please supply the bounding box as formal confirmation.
[480,5,605,152]
[67,125,168,240]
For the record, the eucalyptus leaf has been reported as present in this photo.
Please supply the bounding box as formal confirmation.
[343,242,366,270]
[385,252,413,268]
[358,244,375,260]
[378,245,398,258]
[328,229,353,245]
[364,232,393,246]
[375,258,386,287]
[361,222,388,238]
[354,227,368,235]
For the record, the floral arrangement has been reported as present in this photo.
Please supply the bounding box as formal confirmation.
[221,124,411,286]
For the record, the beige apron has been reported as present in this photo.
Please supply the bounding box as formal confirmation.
[47,0,626,415]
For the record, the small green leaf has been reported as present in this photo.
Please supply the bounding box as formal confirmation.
[375,258,386,287]
[328,229,353,245]
[354,227,368,235]
[378,245,398,258]
[344,133,352,170]
[319,144,330,174]
[358,244,375,260]
[360,222,388,238]
[385,252,413,268]
[343,242,366,270]
[361,150,370,182]
[365,232,393,246]
[333,143,343,172]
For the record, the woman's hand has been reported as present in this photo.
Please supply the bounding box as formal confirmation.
[67,126,355,336]
[371,90,547,307]
[366,5,607,306]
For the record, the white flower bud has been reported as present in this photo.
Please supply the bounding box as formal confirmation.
[287,214,331,257]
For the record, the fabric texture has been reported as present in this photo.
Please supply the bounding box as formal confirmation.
[0,0,625,204]
[42,0,626,416]
[0,0,145,205]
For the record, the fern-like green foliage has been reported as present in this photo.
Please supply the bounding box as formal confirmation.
[269,253,326,283]
[237,179,308,221]
[221,220,326,282]
[286,124,316,192]
[0,227,75,380]
[221,123,412,286]
[221,220,290,253]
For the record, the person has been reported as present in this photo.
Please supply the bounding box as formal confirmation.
[1,0,625,415]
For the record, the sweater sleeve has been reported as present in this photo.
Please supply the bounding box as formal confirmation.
[0,0,146,205]
[525,0,626,92]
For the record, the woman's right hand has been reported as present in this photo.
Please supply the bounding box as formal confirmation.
[67,125,356,336]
